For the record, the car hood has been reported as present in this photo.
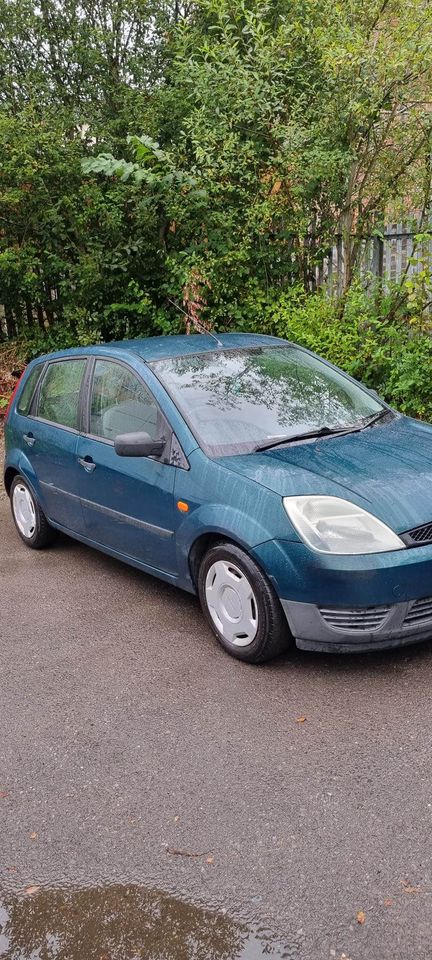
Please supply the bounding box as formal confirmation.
[217,416,432,534]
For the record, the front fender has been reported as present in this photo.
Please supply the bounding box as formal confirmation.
[173,449,297,590]
[174,502,285,594]
[176,501,274,555]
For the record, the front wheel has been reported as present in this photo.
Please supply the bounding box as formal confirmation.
[10,475,56,549]
[197,542,291,664]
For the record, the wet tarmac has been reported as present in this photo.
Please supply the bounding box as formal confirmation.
[2,427,432,959]
[0,884,289,959]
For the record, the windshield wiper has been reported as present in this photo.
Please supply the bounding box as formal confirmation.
[360,408,389,427]
[254,406,391,453]
[255,423,366,452]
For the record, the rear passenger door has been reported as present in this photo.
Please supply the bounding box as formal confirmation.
[76,358,178,573]
[28,357,87,533]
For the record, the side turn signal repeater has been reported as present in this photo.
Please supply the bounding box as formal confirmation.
[177,500,189,513]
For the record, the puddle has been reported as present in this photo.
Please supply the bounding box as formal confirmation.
[0,884,291,959]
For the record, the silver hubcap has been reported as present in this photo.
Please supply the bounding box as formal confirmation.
[205,560,258,647]
[12,484,36,539]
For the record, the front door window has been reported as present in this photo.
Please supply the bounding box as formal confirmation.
[89,360,160,442]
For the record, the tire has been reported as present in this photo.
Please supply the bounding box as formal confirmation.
[197,541,291,664]
[10,474,56,549]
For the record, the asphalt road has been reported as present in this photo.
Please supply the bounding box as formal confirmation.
[1,448,432,959]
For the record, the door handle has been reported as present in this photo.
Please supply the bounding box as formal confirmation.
[23,432,36,447]
[78,456,96,473]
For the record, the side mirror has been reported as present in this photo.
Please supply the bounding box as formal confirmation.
[114,431,165,458]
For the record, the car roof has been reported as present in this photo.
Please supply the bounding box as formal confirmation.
[33,332,290,365]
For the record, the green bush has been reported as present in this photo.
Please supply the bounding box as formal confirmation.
[9,320,101,367]
[257,286,432,422]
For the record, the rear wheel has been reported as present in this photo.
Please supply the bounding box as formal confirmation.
[10,475,56,549]
[197,542,291,664]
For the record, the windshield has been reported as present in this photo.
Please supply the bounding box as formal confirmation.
[151,346,384,457]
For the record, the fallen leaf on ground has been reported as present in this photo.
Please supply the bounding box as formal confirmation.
[401,880,421,894]
[356,911,366,925]
[166,846,210,858]
[30,832,38,840]
[384,898,393,907]
[25,886,40,896]
[296,716,307,723]
[0,792,9,799]
[174,816,180,823]
[206,856,214,864]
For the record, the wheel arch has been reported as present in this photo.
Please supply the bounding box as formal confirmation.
[4,452,45,507]
[4,466,19,496]
[188,532,241,589]
[188,530,276,592]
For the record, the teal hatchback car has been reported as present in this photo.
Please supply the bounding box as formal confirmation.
[4,333,432,662]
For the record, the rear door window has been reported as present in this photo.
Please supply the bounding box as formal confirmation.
[17,364,44,415]
[37,359,86,430]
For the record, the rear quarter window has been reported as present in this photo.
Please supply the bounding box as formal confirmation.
[17,364,44,416]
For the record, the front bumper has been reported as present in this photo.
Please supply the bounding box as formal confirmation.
[251,538,432,653]
[281,597,432,652]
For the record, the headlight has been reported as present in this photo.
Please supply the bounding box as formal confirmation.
[283,495,405,555]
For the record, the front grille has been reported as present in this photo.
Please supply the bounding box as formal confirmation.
[319,605,391,632]
[402,521,432,547]
[404,596,432,626]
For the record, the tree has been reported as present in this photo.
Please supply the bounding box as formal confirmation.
[168,0,432,298]
[1,0,432,342]
[314,0,432,293]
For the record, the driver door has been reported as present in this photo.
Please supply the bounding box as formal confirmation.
[76,357,177,574]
